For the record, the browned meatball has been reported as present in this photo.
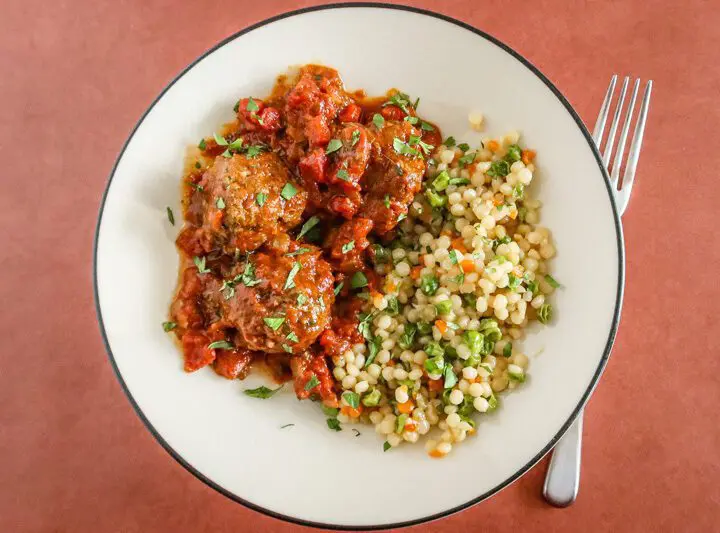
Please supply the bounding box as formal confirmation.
[359,120,427,234]
[212,246,335,354]
[198,151,307,254]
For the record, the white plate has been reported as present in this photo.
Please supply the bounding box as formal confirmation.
[94,4,623,529]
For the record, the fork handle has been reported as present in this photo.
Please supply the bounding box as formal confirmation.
[543,412,583,507]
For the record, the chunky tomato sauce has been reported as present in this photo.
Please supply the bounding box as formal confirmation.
[168,65,441,407]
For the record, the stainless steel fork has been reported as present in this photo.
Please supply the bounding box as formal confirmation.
[542,75,653,507]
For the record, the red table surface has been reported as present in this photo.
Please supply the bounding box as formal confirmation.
[1,0,718,531]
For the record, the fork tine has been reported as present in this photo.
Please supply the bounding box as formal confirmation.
[610,78,640,189]
[602,76,629,167]
[592,75,617,145]
[615,80,653,214]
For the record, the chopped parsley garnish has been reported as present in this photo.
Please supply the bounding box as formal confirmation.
[458,151,476,167]
[404,116,419,125]
[443,136,456,147]
[507,273,522,291]
[215,197,225,209]
[166,207,175,225]
[208,340,233,350]
[282,344,292,353]
[322,406,339,417]
[221,149,232,158]
[198,139,207,150]
[449,249,459,264]
[393,137,421,158]
[435,300,453,315]
[334,282,344,296]
[383,441,392,452]
[408,134,434,154]
[398,323,417,350]
[327,418,342,431]
[256,192,267,206]
[286,247,310,256]
[194,161,201,169]
[372,113,385,130]
[350,129,360,146]
[188,182,203,191]
[326,138,343,154]
[342,241,355,253]
[421,121,434,131]
[413,96,420,109]
[365,337,381,367]
[486,159,511,177]
[525,278,539,295]
[162,321,177,332]
[336,169,350,181]
[342,391,360,409]
[457,143,470,152]
[244,385,283,399]
[513,184,525,199]
[280,182,297,200]
[357,311,376,341]
[297,216,320,240]
[228,137,243,151]
[425,189,446,208]
[383,92,413,112]
[443,366,458,389]
[386,296,399,315]
[213,132,228,146]
[238,259,261,287]
[350,271,368,289]
[432,170,450,191]
[246,97,259,112]
[545,274,561,288]
[420,275,440,296]
[283,261,302,290]
[383,195,390,208]
[286,332,299,343]
[193,256,210,274]
[263,317,285,331]
[304,375,320,391]
[246,145,263,158]
[505,144,522,162]
[296,293,308,306]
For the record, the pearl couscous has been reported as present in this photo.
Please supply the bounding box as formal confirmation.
[331,127,559,457]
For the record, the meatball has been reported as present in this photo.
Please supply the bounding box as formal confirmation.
[196,151,307,254]
[215,246,335,353]
[359,120,427,234]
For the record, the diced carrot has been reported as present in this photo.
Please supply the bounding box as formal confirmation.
[385,280,397,293]
[404,421,417,432]
[440,230,452,237]
[341,405,363,418]
[435,319,448,334]
[509,209,517,220]
[429,449,445,458]
[386,360,396,366]
[521,149,536,164]
[487,140,500,152]
[428,379,444,392]
[492,195,504,206]
[397,400,414,414]
[461,259,475,273]
[410,266,423,280]
[451,238,467,253]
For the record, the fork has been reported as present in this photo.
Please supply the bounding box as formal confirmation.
[542,75,653,507]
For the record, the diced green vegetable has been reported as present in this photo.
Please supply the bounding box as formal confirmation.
[342,391,360,409]
[395,414,408,434]
[398,323,417,349]
[304,375,320,391]
[350,271,368,289]
[362,388,382,407]
[443,366,458,389]
[486,159,511,177]
[505,144,522,162]
[326,138,343,154]
[538,304,553,324]
[425,189,446,208]
[425,341,444,357]
[372,113,385,130]
[162,321,177,332]
[416,322,432,336]
[420,275,439,296]
[503,342,512,357]
[435,300,453,315]
[386,296,400,315]
[424,355,445,375]
[432,170,450,191]
[280,182,297,200]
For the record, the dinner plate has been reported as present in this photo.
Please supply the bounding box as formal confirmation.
[94,3,623,529]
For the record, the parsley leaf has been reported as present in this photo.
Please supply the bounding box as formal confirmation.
[246,97,260,112]
[383,441,392,452]
[342,241,355,253]
[304,375,320,391]
[166,207,175,225]
[244,385,283,399]
[372,113,385,130]
[297,216,320,240]
[193,256,210,274]
[336,169,350,181]
[280,182,297,200]
[256,192,267,206]
[198,139,207,150]
[216,197,225,209]
[283,262,302,290]
[326,138,343,154]
[208,340,233,350]
[393,137,421,157]
[351,271,368,289]
[333,282,344,296]
[213,133,228,146]
[286,248,310,257]
[263,317,285,331]
[351,129,360,146]
[342,391,360,409]
[443,136,456,147]
[296,293,308,306]
[327,418,342,431]
[162,321,177,332]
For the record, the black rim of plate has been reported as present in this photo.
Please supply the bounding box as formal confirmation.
[93,3,625,530]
